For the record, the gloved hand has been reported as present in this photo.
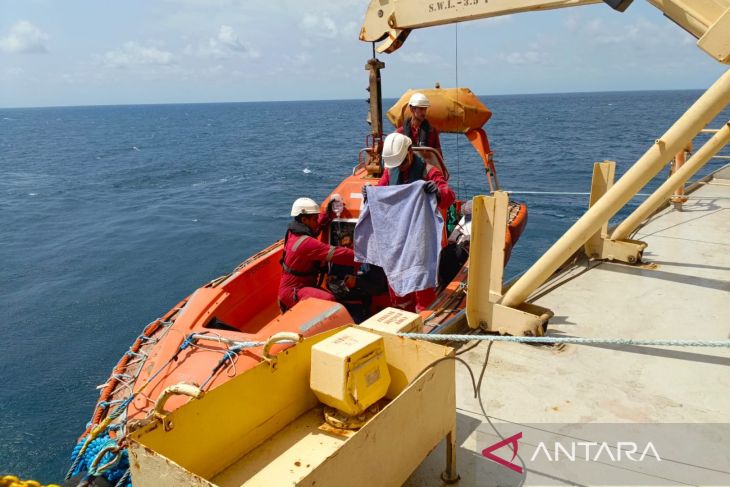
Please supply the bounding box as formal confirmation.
[326,199,334,213]
[344,275,357,289]
[423,181,438,194]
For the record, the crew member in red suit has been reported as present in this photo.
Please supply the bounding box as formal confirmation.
[397,92,442,156]
[375,132,455,312]
[278,197,355,312]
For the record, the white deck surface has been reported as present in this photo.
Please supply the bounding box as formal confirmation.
[408,170,730,486]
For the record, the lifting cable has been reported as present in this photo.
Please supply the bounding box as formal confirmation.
[454,22,464,201]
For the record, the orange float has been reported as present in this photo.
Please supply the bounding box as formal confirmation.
[387,87,492,133]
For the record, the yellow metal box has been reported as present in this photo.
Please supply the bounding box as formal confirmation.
[310,327,390,416]
[359,307,423,334]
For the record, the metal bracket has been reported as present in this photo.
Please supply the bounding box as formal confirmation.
[263,332,303,368]
[584,161,647,264]
[152,383,204,431]
[466,192,551,336]
[475,301,552,337]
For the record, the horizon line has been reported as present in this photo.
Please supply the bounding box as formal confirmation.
[0,86,708,111]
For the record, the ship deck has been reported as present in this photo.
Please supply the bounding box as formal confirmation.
[408,167,730,486]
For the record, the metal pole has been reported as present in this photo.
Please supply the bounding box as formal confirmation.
[611,122,730,240]
[501,68,730,308]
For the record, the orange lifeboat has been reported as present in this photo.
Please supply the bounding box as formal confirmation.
[69,85,527,484]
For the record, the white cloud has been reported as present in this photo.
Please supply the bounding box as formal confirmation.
[218,25,247,52]
[186,25,260,59]
[0,66,25,81]
[300,14,339,39]
[5,67,25,76]
[293,52,312,65]
[593,24,640,44]
[400,51,439,65]
[499,50,542,65]
[565,15,579,31]
[340,21,360,40]
[565,15,683,48]
[103,42,176,68]
[0,20,49,54]
[463,14,513,29]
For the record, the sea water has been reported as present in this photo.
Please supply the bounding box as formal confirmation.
[1,91,728,481]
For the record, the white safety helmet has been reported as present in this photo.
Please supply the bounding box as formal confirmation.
[408,92,431,108]
[290,197,320,217]
[382,132,412,169]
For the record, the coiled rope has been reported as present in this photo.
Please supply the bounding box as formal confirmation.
[399,333,730,347]
[0,475,61,487]
[0,477,60,487]
[66,331,267,484]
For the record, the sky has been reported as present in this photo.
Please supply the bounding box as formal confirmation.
[1,0,726,108]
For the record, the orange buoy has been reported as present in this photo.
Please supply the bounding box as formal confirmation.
[387,87,491,134]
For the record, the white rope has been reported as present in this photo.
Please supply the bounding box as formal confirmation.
[506,191,650,196]
[504,190,730,200]
[399,333,730,348]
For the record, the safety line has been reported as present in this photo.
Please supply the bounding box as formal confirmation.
[504,190,730,199]
[506,191,651,196]
[399,333,730,347]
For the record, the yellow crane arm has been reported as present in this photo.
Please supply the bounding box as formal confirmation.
[360,0,730,64]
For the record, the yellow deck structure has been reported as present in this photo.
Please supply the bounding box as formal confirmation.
[127,321,457,487]
[406,167,730,486]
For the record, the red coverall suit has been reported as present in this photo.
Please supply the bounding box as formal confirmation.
[377,156,455,312]
[397,119,442,155]
[278,213,355,311]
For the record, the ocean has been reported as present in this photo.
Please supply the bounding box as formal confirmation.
[1,91,728,482]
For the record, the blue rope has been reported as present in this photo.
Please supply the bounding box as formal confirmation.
[179,334,196,351]
[97,399,126,409]
[69,434,130,486]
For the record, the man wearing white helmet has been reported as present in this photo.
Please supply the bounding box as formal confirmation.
[371,132,454,312]
[377,132,454,210]
[397,92,442,155]
[278,197,355,311]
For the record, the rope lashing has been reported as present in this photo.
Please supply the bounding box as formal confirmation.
[88,440,123,476]
[68,331,268,480]
[68,433,130,487]
[199,341,265,389]
[113,470,131,487]
[97,398,127,409]
[66,347,179,480]
[399,333,730,348]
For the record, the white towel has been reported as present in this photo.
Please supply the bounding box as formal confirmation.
[355,180,443,296]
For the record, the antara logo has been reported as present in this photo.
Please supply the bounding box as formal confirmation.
[481,431,663,473]
[530,441,662,462]
[481,432,524,474]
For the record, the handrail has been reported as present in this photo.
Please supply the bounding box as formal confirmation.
[611,121,730,240]
[354,148,373,175]
[501,68,730,308]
